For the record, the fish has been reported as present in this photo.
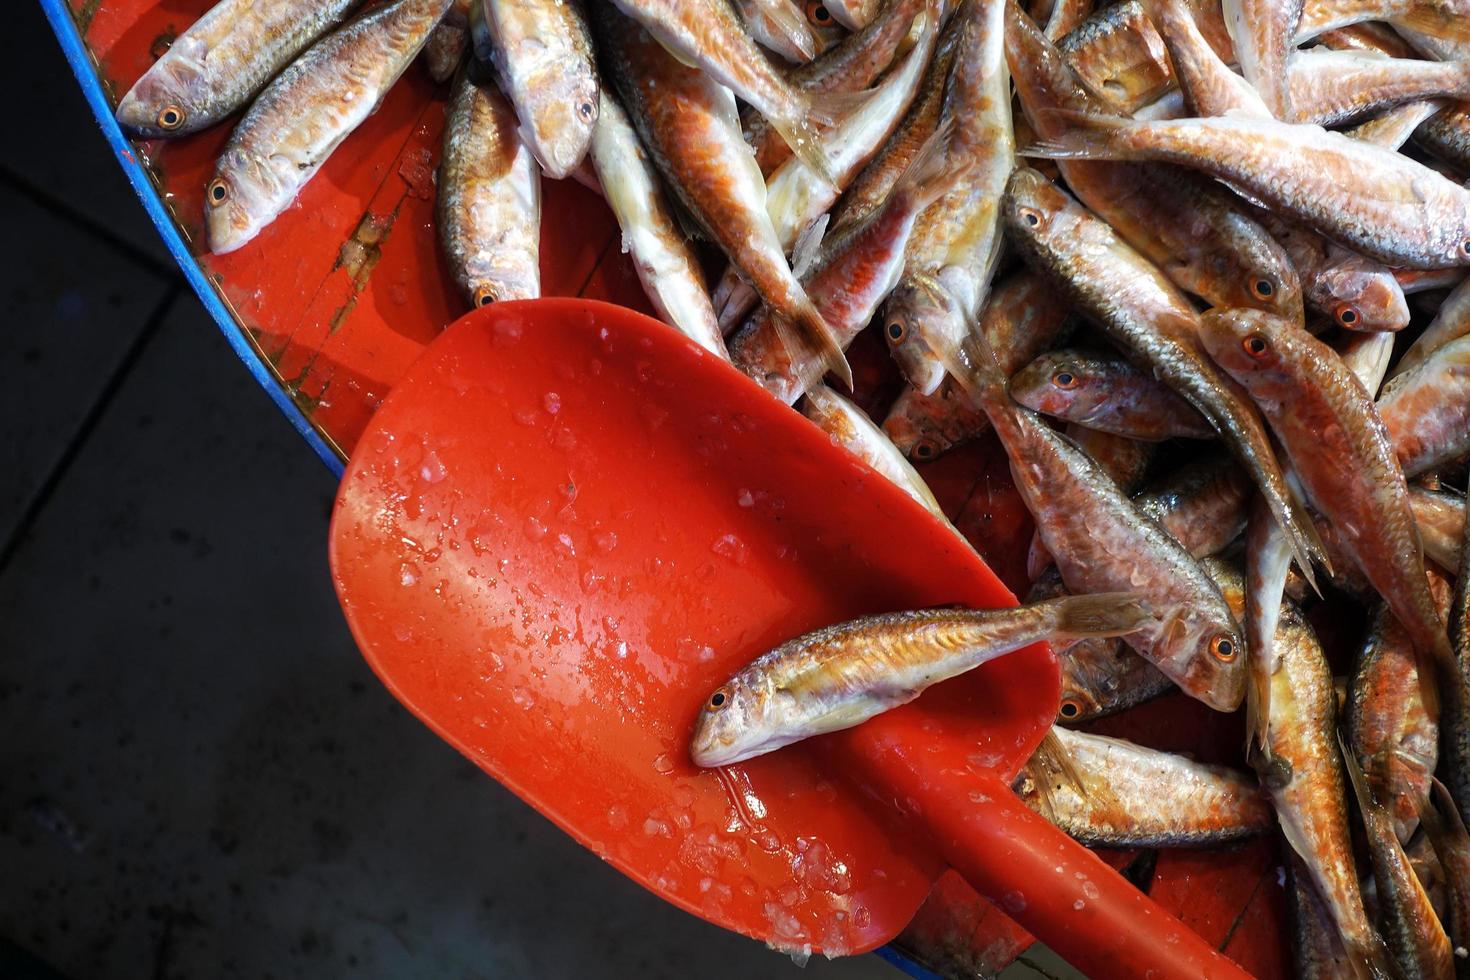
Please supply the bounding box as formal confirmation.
[206,0,451,254]
[1394,274,1470,379]
[587,92,726,358]
[1025,111,1470,270]
[1015,725,1273,846]
[1222,0,1303,118]
[1377,336,1470,479]
[1286,49,1470,127]
[424,0,471,82]
[1343,750,1456,980]
[1134,456,1252,558]
[593,6,853,388]
[729,126,960,403]
[820,1,956,236]
[1027,570,1174,723]
[1009,348,1214,441]
[1346,574,1453,844]
[689,592,1152,766]
[882,0,1013,395]
[1203,310,1457,694]
[436,69,541,308]
[1252,599,1395,977]
[712,11,940,331]
[606,0,847,184]
[1007,2,1306,321]
[734,0,818,62]
[1244,494,1295,754]
[1409,486,1464,575]
[946,325,1247,711]
[115,0,360,138]
[744,0,925,177]
[1058,1,1176,114]
[799,385,959,534]
[1419,782,1470,965]
[479,0,598,179]
[1001,166,1325,584]
[1300,0,1470,45]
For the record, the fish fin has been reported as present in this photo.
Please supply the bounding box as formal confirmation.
[1340,734,1391,836]
[669,192,712,243]
[776,89,870,186]
[1051,592,1153,639]
[1284,495,1328,597]
[1393,5,1470,44]
[1031,727,1092,803]
[1022,110,1137,162]
[937,315,1008,411]
[779,295,855,393]
[1421,778,1470,861]
[790,214,829,280]
[756,0,818,60]
[894,116,967,212]
[1027,529,1055,582]
[1333,739,1404,980]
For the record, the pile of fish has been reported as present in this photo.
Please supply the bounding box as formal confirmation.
[117,0,1470,974]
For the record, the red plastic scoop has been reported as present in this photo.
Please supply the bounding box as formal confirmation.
[329,300,1249,978]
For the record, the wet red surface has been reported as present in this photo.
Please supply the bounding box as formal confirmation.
[71,2,1292,975]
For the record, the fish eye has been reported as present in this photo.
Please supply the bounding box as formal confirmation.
[805,1,833,26]
[1462,240,1470,256]
[157,104,186,131]
[1058,697,1083,721]
[1335,304,1360,327]
[1242,334,1269,359]
[1051,369,1079,390]
[1019,207,1044,228]
[707,687,732,711]
[578,100,595,121]
[1250,278,1275,300]
[885,318,907,343]
[473,285,498,307]
[913,439,937,461]
[206,178,230,205]
[1209,634,1238,662]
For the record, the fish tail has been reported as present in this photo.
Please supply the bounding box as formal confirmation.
[778,89,866,185]
[780,295,856,392]
[1050,592,1153,639]
[790,214,829,280]
[1021,110,1139,162]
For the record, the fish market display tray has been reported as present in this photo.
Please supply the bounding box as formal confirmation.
[42,1,1292,974]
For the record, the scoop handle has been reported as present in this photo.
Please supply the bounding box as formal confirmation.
[866,759,1251,979]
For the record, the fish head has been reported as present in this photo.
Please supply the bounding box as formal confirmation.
[689,670,803,767]
[1212,215,1305,322]
[518,74,599,180]
[880,275,958,396]
[1150,598,1247,712]
[1197,308,1300,398]
[463,257,541,309]
[115,36,212,138]
[1055,637,1129,723]
[205,148,289,255]
[1003,168,1093,272]
[1310,257,1410,334]
[1007,350,1104,422]
[881,390,963,462]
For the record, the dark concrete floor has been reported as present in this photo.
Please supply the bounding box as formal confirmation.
[1,6,912,978]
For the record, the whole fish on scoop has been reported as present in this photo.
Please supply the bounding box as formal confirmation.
[689,593,1152,766]
[606,0,848,184]
[593,5,853,388]
[1001,167,1326,584]
[206,0,452,253]
[116,0,360,138]
[479,0,599,179]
